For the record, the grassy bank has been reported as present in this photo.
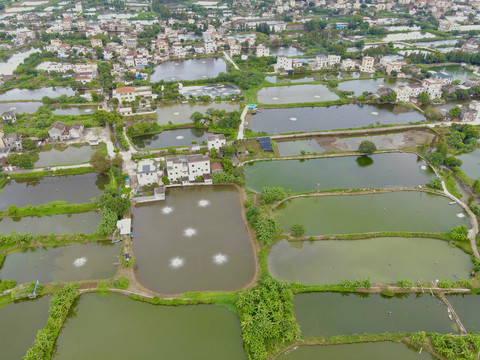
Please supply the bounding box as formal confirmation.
[0,201,98,218]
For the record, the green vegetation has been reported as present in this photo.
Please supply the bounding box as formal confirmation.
[357,140,377,155]
[253,216,280,246]
[0,201,97,218]
[426,178,443,190]
[260,186,287,204]
[290,224,306,237]
[410,332,480,360]
[236,278,300,360]
[0,279,17,292]
[449,225,469,242]
[24,285,79,360]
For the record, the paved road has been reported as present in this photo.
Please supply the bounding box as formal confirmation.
[237,105,249,140]
[223,51,240,70]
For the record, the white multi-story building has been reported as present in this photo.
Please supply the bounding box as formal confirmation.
[230,44,241,56]
[171,42,186,58]
[385,60,404,75]
[166,155,211,182]
[207,134,226,151]
[341,58,357,71]
[327,54,341,67]
[395,86,411,102]
[256,44,270,57]
[112,86,155,103]
[204,40,216,54]
[433,72,454,85]
[136,160,159,187]
[422,79,443,100]
[360,56,375,73]
[275,55,293,71]
[315,54,328,69]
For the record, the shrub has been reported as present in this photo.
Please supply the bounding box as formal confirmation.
[0,279,17,292]
[426,178,443,190]
[357,140,377,155]
[449,225,469,242]
[290,224,306,237]
[261,186,287,204]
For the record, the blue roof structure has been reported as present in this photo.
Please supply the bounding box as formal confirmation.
[248,104,258,109]
[257,137,273,152]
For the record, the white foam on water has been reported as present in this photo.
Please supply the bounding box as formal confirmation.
[371,112,379,115]
[290,117,297,121]
[170,257,184,269]
[202,75,207,78]
[198,199,210,207]
[457,213,466,218]
[314,95,321,98]
[213,253,228,265]
[441,108,447,112]
[272,97,279,100]
[174,63,179,66]
[184,228,197,237]
[162,206,173,214]
[420,165,427,170]
[378,84,384,87]
[173,112,180,115]
[176,135,184,140]
[84,109,92,113]
[202,61,206,64]
[73,257,87,267]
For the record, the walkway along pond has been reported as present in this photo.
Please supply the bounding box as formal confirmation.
[52,293,245,360]
[244,153,435,193]
[274,191,470,235]
[131,186,256,294]
[294,292,456,337]
[268,237,472,285]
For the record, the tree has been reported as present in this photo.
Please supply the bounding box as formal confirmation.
[97,208,118,237]
[6,153,34,168]
[358,140,377,155]
[22,138,36,150]
[90,150,111,173]
[290,224,306,237]
[261,187,287,204]
[449,225,469,242]
[426,178,443,190]
[448,106,461,118]
[418,92,430,105]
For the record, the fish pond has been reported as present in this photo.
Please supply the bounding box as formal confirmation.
[268,237,472,285]
[244,153,435,193]
[277,343,432,360]
[0,48,40,75]
[34,145,95,167]
[131,186,255,294]
[179,84,241,98]
[0,242,119,284]
[249,104,424,134]
[150,58,227,82]
[337,78,415,96]
[0,211,101,235]
[275,191,470,236]
[130,128,214,149]
[156,102,239,125]
[257,84,339,104]
[53,294,245,360]
[51,105,97,116]
[458,148,480,180]
[0,87,75,101]
[294,292,455,337]
[0,173,108,210]
[0,296,50,360]
[275,130,435,156]
[447,295,480,332]
[429,65,478,82]
[0,101,42,114]
[269,45,305,57]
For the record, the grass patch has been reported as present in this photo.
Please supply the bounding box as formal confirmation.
[0,201,98,218]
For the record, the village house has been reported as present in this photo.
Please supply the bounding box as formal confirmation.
[1,111,16,124]
[166,155,211,183]
[359,56,375,73]
[112,86,156,103]
[48,121,84,140]
[0,133,22,151]
[207,134,226,151]
[136,159,159,187]
[422,79,443,100]
[256,44,270,57]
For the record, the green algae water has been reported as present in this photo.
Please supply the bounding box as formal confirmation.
[0,242,120,284]
[53,294,245,360]
[447,294,480,332]
[294,292,455,337]
[244,153,435,193]
[0,296,50,359]
[132,186,255,294]
[275,191,470,235]
[277,343,433,359]
[268,237,472,284]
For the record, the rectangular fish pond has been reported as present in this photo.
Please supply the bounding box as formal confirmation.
[130,128,215,149]
[256,84,339,104]
[33,145,95,168]
[0,173,108,210]
[268,237,472,285]
[0,242,120,284]
[294,292,456,337]
[274,191,470,235]
[244,153,435,193]
[131,186,255,294]
[52,293,246,360]
[156,102,239,126]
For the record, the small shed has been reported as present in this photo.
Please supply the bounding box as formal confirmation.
[116,218,132,236]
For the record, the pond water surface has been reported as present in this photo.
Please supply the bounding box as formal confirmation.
[294,292,455,337]
[337,78,415,96]
[277,343,432,360]
[275,191,470,235]
[131,186,255,294]
[0,296,50,360]
[53,294,245,360]
[156,102,239,125]
[244,153,435,193]
[0,87,75,101]
[0,173,108,210]
[0,211,101,235]
[249,104,424,134]
[257,84,339,104]
[179,84,241,98]
[268,237,472,285]
[0,48,40,75]
[130,128,214,149]
[0,101,41,114]
[51,106,97,116]
[0,242,119,284]
[269,45,305,57]
[458,148,480,180]
[150,58,227,82]
[447,294,480,333]
[34,146,95,167]
[429,65,478,82]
